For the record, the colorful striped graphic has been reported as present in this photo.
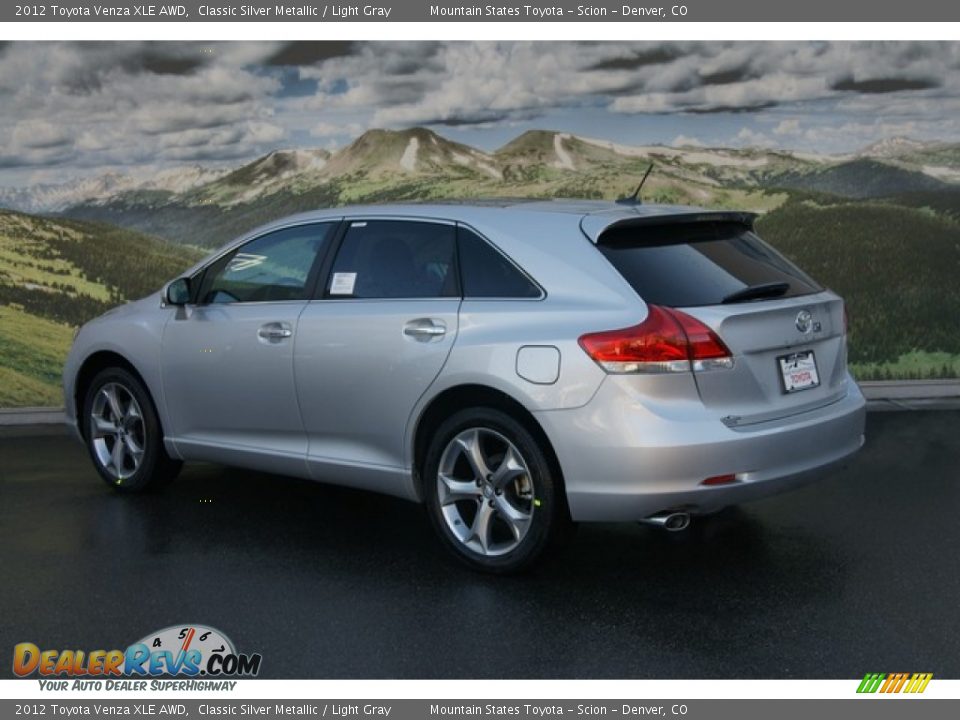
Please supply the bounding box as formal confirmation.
[857,673,933,694]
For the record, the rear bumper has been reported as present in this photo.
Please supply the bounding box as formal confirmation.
[534,376,866,522]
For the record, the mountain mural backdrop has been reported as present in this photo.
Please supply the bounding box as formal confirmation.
[2,127,960,406]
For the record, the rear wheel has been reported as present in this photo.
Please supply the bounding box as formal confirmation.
[82,367,181,492]
[423,407,568,574]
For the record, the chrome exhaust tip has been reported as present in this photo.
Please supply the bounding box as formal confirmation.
[640,511,691,532]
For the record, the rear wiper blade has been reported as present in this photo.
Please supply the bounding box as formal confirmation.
[721,282,790,304]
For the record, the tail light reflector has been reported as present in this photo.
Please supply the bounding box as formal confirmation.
[701,473,738,486]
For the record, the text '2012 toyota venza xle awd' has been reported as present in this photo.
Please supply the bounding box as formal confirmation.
[64,199,866,573]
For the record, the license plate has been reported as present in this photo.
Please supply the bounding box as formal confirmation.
[778,350,820,393]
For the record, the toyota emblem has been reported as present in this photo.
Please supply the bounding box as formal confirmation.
[795,310,813,334]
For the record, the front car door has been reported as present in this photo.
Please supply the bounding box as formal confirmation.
[160,221,337,477]
[294,218,460,498]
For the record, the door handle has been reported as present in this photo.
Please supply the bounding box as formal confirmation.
[403,319,446,341]
[258,323,293,341]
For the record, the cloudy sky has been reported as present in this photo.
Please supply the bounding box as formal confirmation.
[1,41,959,186]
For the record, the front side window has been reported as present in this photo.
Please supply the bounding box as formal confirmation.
[328,220,457,299]
[199,223,334,304]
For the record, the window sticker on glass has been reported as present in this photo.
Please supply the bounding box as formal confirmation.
[330,272,357,295]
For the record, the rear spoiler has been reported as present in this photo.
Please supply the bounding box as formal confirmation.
[580,210,758,243]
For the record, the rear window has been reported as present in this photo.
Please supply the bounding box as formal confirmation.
[597,221,821,307]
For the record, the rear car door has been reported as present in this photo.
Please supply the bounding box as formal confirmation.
[160,222,336,475]
[294,219,460,495]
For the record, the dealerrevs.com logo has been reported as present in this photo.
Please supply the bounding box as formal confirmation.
[13,624,262,687]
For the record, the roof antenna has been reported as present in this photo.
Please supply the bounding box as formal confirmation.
[617,163,654,205]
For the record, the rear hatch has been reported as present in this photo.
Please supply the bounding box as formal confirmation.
[594,216,848,426]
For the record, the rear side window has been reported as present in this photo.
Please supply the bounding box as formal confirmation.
[597,221,821,307]
[458,228,541,299]
[328,220,457,299]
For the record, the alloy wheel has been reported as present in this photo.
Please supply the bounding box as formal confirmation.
[436,427,535,556]
[90,382,146,483]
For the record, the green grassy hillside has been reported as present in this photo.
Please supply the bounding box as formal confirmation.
[0,210,203,406]
[756,198,960,379]
[0,305,76,406]
[765,159,948,198]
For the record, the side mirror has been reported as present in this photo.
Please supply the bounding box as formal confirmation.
[165,278,191,306]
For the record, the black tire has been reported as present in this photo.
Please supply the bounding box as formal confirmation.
[81,367,182,493]
[422,407,571,574]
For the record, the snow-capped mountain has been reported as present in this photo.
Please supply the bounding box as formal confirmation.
[857,136,934,159]
[0,165,229,214]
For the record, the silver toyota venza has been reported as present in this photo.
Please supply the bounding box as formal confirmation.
[64,199,866,572]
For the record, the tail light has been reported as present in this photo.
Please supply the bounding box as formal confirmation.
[578,305,734,374]
[701,473,738,486]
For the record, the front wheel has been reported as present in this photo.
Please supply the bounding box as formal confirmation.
[423,407,569,574]
[82,367,182,492]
